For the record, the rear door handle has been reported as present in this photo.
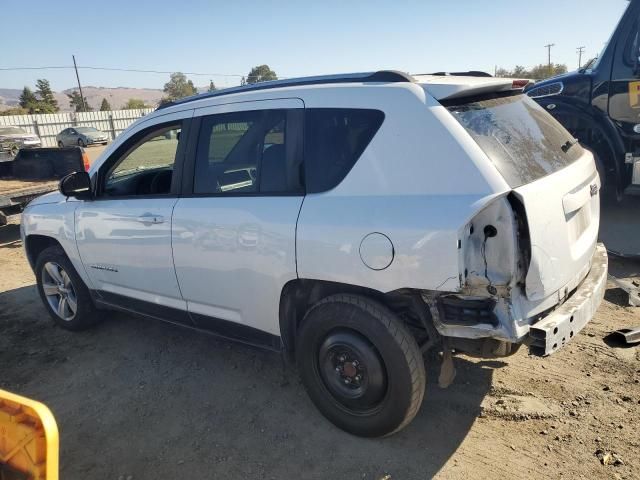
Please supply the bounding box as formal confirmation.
[136,214,164,224]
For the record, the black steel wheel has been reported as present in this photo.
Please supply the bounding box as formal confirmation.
[297,294,426,437]
[317,329,388,414]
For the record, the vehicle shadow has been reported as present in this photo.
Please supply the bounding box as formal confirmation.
[0,282,496,480]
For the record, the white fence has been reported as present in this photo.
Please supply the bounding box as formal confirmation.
[0,109,155,147]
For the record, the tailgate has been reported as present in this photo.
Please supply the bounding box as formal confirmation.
[514,151,600,300]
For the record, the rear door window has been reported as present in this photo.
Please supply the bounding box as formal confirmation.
[445,93,583,187]
[304,108,384,193]
[194,109,301,194]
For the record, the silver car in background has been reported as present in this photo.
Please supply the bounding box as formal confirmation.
[56,127,109,148]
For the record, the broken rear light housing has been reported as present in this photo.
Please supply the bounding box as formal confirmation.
[438,295,498,326]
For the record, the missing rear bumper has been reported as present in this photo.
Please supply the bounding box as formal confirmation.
[528,243,608,356]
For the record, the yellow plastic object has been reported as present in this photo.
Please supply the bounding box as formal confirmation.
[0,389,59,480]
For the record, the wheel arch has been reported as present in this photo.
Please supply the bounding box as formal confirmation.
[24,235,63,271]
[278,279,431,361]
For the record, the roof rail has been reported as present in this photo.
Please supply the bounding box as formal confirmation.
[422,71,493,78]
[157,70,414,110]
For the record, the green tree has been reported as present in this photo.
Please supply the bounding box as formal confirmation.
[246,65,277,84]
[19,87,39,113]
[35,79,58,113]
[528,63,567,80]
[122,98,147,109]
[67,90,92,112]
[495,63,568,80]
[207,80,217,92]
[161,72,197,103]
[99,98,111,111]
[512,65,528,77]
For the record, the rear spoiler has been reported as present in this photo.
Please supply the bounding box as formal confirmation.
[415,75,534,101]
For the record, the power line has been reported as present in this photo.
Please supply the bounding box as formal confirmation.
[0,65,244,77]
[80,66,244,77]
[0,66,71,71]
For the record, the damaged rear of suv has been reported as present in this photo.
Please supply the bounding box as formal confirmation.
[430,84,608,357]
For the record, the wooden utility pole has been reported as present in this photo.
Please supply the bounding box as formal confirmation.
[72,55,87,112]
[544,43,555,68]
[577,46,586,68]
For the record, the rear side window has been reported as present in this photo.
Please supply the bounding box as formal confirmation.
[305,108,384,193]
[445,94,583,187]
[194,109,300,194]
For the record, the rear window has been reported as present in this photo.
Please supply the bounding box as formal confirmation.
[305,108,384,193]
[445,93,583,187]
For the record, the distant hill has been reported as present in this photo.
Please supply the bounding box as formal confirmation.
[0,86,165,112]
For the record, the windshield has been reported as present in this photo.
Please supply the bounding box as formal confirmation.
[0,127,27,136]
[446,93,583,187]
[76,127,99,133]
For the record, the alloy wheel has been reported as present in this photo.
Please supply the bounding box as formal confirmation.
[41,262,77,321]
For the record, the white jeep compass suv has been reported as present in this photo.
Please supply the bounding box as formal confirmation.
[21,71,608,437]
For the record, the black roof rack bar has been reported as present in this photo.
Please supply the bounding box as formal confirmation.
[157,70,414,110]
[420,71,493,78]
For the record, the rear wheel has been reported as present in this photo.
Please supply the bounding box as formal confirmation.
[77,138,86,148]
[57,141,64,148]
[35,246,101,330]
[297,294,426,437]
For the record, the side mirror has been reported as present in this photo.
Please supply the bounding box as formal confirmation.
[59,171,92,200]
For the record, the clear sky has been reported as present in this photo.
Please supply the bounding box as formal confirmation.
[0,0,630,91]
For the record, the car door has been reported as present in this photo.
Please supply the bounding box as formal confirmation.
[171,99,304,344]
[75,109,194,323]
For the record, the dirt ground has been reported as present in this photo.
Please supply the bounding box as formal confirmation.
[1,224,639,480]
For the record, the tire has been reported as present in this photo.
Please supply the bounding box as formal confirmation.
[296,294,426,437]
[78,138,86,148]
[57,141,64,148]
[35,245,101,330]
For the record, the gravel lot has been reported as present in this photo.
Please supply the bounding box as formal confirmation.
[1,205,640,478]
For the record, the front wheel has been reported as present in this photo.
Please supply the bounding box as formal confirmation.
[57,140,64,148]
[35,245,101,330]
[78,138,86,148]
[297,294,426,437]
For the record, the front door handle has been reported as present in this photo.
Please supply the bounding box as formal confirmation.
[136,214,164,224]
